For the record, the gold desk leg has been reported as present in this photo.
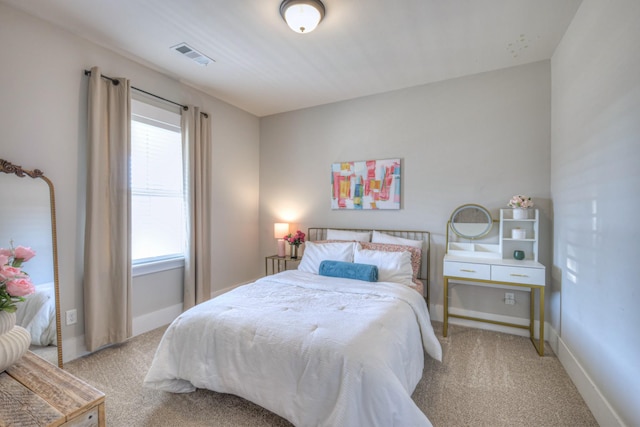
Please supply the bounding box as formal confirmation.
[539,287,545,356]
[443,277,449,337]
[530,287,545,356]
[529,286,535,339]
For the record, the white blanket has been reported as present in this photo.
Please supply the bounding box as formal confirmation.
[144,270,442,427]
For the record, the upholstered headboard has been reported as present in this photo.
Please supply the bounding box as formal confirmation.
[307,227,431,306]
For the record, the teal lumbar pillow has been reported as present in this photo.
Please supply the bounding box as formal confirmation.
[318,260,378,282]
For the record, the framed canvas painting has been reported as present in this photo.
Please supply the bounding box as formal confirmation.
[331,158,401,210]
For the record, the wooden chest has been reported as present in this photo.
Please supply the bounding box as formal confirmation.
[0,351,105,426]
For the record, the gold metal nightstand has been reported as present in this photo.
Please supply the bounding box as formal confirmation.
[265,255,301,275]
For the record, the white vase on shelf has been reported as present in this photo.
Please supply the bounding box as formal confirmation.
[0,310,31,372]
[512,228,527,239]
[512,208,528,220]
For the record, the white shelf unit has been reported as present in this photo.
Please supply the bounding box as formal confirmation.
[499,208,539,262]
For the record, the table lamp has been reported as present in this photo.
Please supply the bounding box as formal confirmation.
[274,223,289,257]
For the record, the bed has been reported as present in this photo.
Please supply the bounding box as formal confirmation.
[144,228,442,426]
[15,282,57,346]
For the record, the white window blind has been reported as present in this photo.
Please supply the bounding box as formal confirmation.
[131,100,184,263]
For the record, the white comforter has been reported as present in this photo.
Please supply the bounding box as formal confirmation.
[144,270,442,427]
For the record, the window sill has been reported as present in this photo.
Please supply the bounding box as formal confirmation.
[132,257,185,277]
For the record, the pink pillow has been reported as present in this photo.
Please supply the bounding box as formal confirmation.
[359,242,422,282]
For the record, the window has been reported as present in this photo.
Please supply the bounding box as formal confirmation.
[131,99,185,270]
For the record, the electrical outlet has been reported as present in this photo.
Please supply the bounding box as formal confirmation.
[504,293,515,305]
[66,309,77,325]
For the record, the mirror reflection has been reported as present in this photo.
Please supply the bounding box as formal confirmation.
[0,159,62,367]
[449,204,493,239]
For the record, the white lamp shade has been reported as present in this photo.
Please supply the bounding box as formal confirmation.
[280,0,325,34]
[274,223,290,239]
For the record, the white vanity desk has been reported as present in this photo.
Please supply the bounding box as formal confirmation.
[443,206,546,356]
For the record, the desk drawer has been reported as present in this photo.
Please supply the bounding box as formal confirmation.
[491,265,545,285]
[444,261,491,280]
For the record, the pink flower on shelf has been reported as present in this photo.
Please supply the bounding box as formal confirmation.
[507,195,534,209]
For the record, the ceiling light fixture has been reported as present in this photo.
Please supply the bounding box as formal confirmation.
[279,0,325,34]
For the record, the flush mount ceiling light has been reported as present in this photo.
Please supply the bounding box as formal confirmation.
[280,0,325,34]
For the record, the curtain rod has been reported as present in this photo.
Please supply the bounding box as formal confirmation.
[83,70,209,118]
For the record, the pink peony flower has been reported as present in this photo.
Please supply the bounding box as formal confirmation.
[13,246,36,262]
[5,277,35,297]
[1,241,37,312]
[0,265,25,281]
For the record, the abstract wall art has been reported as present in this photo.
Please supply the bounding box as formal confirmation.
[331,158,401,210]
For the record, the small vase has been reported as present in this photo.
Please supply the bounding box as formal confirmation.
[290,244,299,259]
[0,311,31,372]
[513,208,528,220]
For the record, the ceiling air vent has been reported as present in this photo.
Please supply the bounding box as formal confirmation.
[171,43,214,66]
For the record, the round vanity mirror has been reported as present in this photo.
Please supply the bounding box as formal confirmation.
[449,204,493,239]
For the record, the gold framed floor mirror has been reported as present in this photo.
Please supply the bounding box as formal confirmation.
[0,159,63,368]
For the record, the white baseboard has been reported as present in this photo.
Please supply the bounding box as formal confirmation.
[555,334,625,427]
[428,307,624,427]
[62,282,254,363]
[62,303,183,363]
[132,281,255,337]
[211,281,251,298]
[132,303,183,336]
[62,334,89,364]
[429,303,548,339]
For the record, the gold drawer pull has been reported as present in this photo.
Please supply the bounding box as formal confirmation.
[510,273,529,277]
[460,269,476,273]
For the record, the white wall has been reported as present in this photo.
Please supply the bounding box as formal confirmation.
[0,4,262,361]
[259,61,552,325]
[551,1,640,425]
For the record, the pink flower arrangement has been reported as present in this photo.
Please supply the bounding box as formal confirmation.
[0,243,36,313]
[508,195,534,209]
[284,230,305,247]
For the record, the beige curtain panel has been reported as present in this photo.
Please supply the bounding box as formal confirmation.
[83,66,132,352]
[182,107,212,310]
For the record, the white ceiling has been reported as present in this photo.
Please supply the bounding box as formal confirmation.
[3,0,582,117]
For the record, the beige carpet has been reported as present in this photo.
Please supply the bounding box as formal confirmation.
[65,322,598,427]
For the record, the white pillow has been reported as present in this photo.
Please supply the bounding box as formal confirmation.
[326,229,371,242]
[353,244,413,286]
[298,241,356,274]
[372,231,423,249]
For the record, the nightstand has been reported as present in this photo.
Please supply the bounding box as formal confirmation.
[265,255,301,275]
